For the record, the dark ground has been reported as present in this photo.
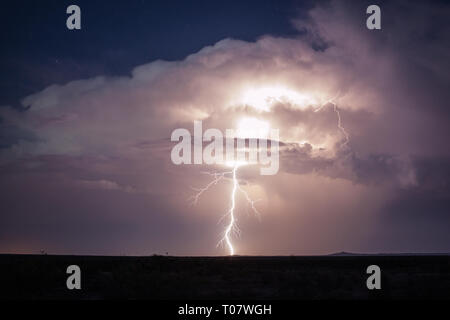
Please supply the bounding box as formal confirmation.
[1,254,449,300]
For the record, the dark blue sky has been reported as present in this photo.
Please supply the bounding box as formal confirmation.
[1,0,450,256]
[0,0,312,108]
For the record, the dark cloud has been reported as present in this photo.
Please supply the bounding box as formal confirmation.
[0,0,449,254]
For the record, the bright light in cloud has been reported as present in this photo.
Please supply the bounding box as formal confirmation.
[225,160,248,168]
[240,86,318,111]
[236,117,270,139]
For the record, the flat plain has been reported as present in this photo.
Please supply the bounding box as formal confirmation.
[1,254,449,300]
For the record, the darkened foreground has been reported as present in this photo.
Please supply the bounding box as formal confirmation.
[1,254,449,300]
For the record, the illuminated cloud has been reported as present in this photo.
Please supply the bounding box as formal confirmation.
[1,0,449,255]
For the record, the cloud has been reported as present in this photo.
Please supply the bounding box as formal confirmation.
[0,0,449,254]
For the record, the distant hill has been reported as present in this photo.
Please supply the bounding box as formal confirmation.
[329,251,450,256]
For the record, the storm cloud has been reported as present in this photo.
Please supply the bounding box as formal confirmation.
[1,0,449,255]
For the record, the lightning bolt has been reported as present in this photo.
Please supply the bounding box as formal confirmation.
[189,93,349,256]
[222,164,239,255]
[314,95,350,147]
[189,170,232,206]
[190,162,261,256]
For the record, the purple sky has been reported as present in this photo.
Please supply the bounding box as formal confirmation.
[1,1,450,255]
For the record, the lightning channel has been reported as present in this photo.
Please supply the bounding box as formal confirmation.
[222,164,239,255]
[189,170,232,205]
[190,163,261,255]
[314,95,350,147]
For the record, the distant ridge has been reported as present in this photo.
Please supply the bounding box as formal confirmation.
[329,251,450,256]
[329,251,363,256]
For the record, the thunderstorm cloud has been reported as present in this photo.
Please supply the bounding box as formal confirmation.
[1,0,449,255]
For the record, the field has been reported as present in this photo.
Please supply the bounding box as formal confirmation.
[1,254,449,300]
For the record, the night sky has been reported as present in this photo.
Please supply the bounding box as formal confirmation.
[1,0,450,256]
[0,0,303,108]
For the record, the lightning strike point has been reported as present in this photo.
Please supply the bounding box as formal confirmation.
[190,162,260,256]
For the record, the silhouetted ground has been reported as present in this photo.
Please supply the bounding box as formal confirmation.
[1,254,449,300]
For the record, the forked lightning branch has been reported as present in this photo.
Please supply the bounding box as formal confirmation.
[170,93,350,256]
[171,120,279,255]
